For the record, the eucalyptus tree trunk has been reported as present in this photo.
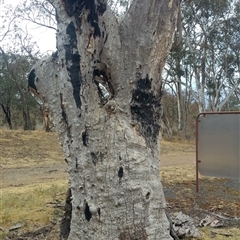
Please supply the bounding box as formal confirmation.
[1,104,12,129]
[22,102,32,130]
[28,0,179,239]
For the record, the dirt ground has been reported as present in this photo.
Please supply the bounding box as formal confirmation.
[0,130,239,239]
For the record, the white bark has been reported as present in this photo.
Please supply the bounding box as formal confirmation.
[28,0,179,239]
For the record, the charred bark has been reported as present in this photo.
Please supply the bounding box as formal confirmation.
[60,188,72,240]
[131,73,162,148]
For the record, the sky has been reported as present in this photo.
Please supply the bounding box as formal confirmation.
[29,25,56,54]
[2,0,57,54]
[2,0,129,54]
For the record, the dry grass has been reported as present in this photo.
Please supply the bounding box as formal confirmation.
[161,166,240,240]
[0,129,239,239]
[0,129,64,169]
[200,227,240,240]
[160,139,195,156]
[160,139,239,240]
[0,181,67,229]
[0,129,67,239]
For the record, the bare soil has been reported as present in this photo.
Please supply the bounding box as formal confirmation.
[0,130,239,239]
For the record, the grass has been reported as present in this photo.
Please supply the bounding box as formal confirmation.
[0,181,67,238]
[160,139,195,156]
[0,129,64,169]
[0,129,239,239]
[0,129,68,239]
[200,227,240,240]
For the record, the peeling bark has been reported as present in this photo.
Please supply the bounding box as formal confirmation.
[28,0,179,239]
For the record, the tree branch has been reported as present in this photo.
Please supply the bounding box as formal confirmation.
[123,0,179,45]
[217,82,240,111]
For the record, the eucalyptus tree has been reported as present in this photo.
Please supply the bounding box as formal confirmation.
[0,0,57,130]
[28,0,180,239]
[164,0,240,115]
[187,0,240,112]
[0,49,39,129]
[0,2,37,129]
[16,0,57,32]
[0,53,14,129]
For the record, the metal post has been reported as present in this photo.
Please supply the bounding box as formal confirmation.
[196,113,203,193]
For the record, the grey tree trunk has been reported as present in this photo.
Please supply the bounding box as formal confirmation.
[1,104,12,129]
[28,0,179,239]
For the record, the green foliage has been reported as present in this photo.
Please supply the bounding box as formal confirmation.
[222,95,240,111]
[161,90,198,140]
[0,52,41,129]
[165,0,240,113]
[0,183,67,231]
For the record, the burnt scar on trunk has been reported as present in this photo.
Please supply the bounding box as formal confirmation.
[90,151,105,165]
[65,22,81,109]
[62,0,106,37]
[84,202,92,222]
[131,73,161,145]
[82,128,89,146]
[60,188,72,239]
[28,69,37,92]
[60,92,68,125]
[118,167,123,178]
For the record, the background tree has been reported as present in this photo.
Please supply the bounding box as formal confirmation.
[0,49,40,129]
[29,0,180,239]
[15,0,57,34]
[0,54,14,129]
[0,0,56,130]
[162,0,240,139]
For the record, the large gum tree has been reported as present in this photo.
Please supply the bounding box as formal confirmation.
[28,0,179,239]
